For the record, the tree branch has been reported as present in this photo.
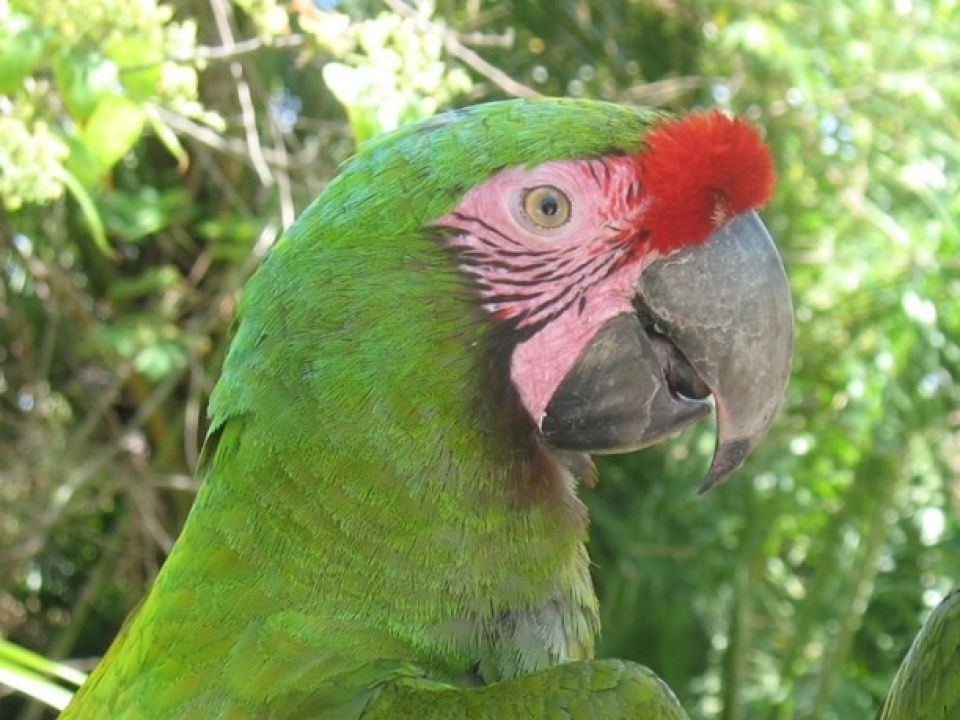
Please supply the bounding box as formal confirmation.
[382,0,540,99]
[209,0,274,185]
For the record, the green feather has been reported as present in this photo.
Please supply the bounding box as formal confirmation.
[60,99,685,719]
[876,589,960,720]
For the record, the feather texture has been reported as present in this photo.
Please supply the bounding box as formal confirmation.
[58,99,774,719]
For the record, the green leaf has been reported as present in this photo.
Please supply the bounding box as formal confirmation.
[80,95,146,170]
[0,13,45,94]
[106,35,162,100]
[134,340,189,382]
[322,62,382,144]
[99,186,191,243]
[108,265,182,301]
[0,638,86,686]
[0,637,86,710]
[87,318,190,382]
[145,108,189,171]
[197,214,261,258]
[53,48,121,122]
[58,168,112,257]
[61,131,104,189]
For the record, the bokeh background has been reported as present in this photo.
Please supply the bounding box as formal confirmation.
[1,1,958,718]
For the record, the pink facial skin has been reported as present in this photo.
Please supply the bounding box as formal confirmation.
[433,111,776,431]
[436,156,658,426]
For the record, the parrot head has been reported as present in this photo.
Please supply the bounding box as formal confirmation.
[233,98,792,497]
[430,105,791,491]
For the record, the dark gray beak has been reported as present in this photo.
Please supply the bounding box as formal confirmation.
[541,211,793,491]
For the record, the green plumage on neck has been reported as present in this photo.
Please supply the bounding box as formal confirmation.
[60,99,687,720]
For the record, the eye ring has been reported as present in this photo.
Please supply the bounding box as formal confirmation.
[522,185,571,229]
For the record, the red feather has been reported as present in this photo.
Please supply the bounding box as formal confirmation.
[635,110,775,255]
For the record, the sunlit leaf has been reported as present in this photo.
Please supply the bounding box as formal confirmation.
[53,48,121,122]
[58,168,112,257]
[0,638,86,710]
[80,95,146,171]
[0,13,45,94]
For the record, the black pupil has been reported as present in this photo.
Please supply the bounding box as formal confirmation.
[540,194,559,217]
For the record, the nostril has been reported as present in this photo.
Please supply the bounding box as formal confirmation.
[668,357,711,400]
[648,331,711,401]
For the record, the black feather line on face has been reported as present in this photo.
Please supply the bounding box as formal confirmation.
[450,212,528,249]
[587,161,603,189]
[449,213,561,259]
[432,217,629,340]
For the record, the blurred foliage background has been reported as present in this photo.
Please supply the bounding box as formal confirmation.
[0,0,957,718]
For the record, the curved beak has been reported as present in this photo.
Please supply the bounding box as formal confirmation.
[636,211,793,490]
[541,211,793,491]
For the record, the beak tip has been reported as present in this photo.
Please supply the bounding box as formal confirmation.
[699,438,753,494]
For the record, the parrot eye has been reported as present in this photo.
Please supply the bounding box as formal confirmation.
[522,185,571,229]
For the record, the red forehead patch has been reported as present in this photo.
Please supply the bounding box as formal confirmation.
[636,110,775,254]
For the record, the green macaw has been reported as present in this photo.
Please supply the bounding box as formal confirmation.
[59,99,793,719]
[876,588,960,720]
